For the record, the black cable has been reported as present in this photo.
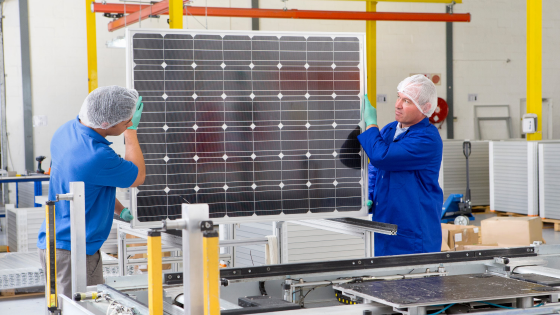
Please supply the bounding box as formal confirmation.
[258,281,267,296]
[173,293,184,306]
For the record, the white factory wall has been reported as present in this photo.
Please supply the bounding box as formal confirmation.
[2,0,560,183]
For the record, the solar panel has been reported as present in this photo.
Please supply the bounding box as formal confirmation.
[126,29,368,226]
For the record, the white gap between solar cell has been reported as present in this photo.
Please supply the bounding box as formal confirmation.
[331,63,336,69]
[306,181,311,187]
[250,123,256,130]
[358,151,362,156]
[359,179,363,185]
[163,124,169,131]
[164,187,170,193]
[250,93,255,99]
[192,93,198,100]
[305,93,310,99]
[193,124,199,131]
[332,93,337,99]
[162,93,168,100]
[222,154,228,161]
[278,152,284,159]
[278,123,283,129]
[193,155,199,161]
[249,63,254,69]
[191,62,197,69]
[333,180,338,186]
[223,184,229,191]
[332,151,338,157]
[279,182,284,189]
[163,156,169,162]
[305,122,311,129]
[304,63,309,69]
[161,62,167,68]
[278,93,283,99]
[251,153,256,160]
[222,123,228,130]
[221,62,226,69]
[332,122,337,128]
[251,183,257,190]
[194,185,200,192]
[306,152,311,158]
[277,63,282,69]
[221,93,227,100]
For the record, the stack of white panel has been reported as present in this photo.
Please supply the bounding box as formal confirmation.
[440,140,490,206]
[6,205,44,252]
[233,222,270,267]
[285,222,364,263]
[0,252,44,289]
[538,143,560,219]
[17,182,37,208]
[489,141,539,215]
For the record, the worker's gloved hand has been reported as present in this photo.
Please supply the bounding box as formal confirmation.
[366,200,373,208]
[359,94,377,131]
[127,96,144,130]
[120,207,134,221]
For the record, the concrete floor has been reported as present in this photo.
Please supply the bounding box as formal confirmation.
[2,213,560,314]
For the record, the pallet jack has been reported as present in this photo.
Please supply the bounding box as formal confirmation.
[441,141,475,225]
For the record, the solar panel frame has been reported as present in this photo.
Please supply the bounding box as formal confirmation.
[125,28,368,228]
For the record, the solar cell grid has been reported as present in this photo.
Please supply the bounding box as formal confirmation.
[128,30,366,223]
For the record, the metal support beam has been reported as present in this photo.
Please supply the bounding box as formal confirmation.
[0,2,9,204]
[19,0,33,172]
[445,5,454,139]
[251,0,259,31]
[69,182,87,297]
[86,0,98,93]
[100,3,471,32]
[527,0,542,141]
[168,0,183,29]
[366,1,376,107]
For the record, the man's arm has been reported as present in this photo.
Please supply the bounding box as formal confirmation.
[115,198,125,215]
[124,129,146,187]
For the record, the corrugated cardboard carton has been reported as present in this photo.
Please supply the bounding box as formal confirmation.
[441,223,479,250]
[481,216,543,246]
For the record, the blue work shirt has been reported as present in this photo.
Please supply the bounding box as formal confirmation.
[37,116,138,255]
[358,117,443,257]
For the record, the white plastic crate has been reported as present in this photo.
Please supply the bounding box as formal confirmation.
[539,143,560,219]
[6,205,44,252]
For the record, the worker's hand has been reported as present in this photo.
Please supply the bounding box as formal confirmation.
[127,96,144,130]
[367,200,373,209]
[359,94,377,131]
[119,207,134,221]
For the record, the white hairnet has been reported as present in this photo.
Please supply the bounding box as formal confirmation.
[79,86,139,129]
[397,75,438,117]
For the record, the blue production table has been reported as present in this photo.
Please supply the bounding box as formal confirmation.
[0,175,50,210]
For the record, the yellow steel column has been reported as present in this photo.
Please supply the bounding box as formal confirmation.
[147,231,163,315]
[366,1,377,107]
[169,0,184,29]
[86,0,98,93]
[203,230,220,315]
[527,0,542,141]
[45,201,58,313]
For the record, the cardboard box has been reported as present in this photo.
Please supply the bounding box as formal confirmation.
[441,224,480,251]
[481,216,543,246]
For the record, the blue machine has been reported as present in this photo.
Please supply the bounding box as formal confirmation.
[440,141,475,225]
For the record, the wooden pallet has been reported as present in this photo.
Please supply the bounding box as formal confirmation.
[472,206,491,214]
[542,218,560,232]
[494,211,527,217]
[0,290,43,300]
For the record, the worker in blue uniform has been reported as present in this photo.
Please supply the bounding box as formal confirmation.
[37,86,146,298]
[357,75,443,257]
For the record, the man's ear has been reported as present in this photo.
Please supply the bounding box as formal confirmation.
[421,102,431,115]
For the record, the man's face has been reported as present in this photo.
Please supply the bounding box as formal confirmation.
[105,117,133,136]
[395,92,425,127]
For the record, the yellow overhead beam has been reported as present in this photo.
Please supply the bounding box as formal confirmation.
[366,1,376,108]
[86,0,98,93]
[527,0,542,141]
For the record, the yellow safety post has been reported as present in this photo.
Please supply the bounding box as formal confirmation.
[203,230,220,315]
[527,0,542,141]
[45,201,59,313]
[169,0,184,29]
[366,1,376,108]
[147,231,163,315]
[86,0,98,93]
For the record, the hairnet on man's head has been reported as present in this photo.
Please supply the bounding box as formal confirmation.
[79,86,139,129]
[397,75,438,117]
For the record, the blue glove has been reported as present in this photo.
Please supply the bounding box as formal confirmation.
[362,94,377,127]
[127,96,144,130]
[120,207,134,221]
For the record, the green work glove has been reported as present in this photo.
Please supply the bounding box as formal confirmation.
[127,96,144,130]
[120,207,134,221]
[362,94,377,127]
[367,200,373,208]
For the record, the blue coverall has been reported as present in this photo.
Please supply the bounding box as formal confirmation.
[357,117,443,257]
